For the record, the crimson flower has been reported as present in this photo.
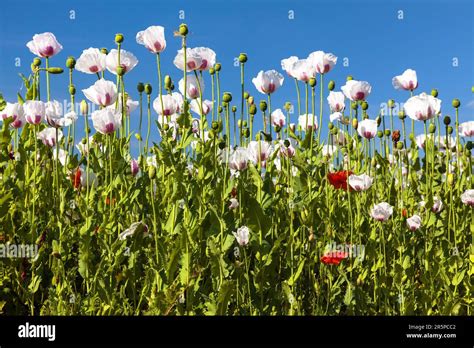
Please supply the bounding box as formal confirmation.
[327,170,353,190]
[320,251,349,265]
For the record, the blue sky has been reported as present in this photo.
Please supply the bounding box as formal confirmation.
[0,0,472,151]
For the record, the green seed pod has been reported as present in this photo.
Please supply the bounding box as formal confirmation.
[259,100,267,112]
[351,101,358,110]
[218,106,223,113]
[243,91,249,100]
[145,83,153,95]
[361,101,369,110]
[376,116,382,126]
[396,142,404,150]
[384,129,391,136]
[135,133,142,141]
[211,121,219,130]
[115,33,124,44]
[223,92,232,103]
[443,116,451,125]
[148,166,156,179]
[66,56,76,69]
[447,173,455,187]
[352,118,358,129]
[346,75,353,81]
[398,111,406,120]
[284,102,291,111]
[179,24,188,36]
[328,80,335,91]
[428,123,436,134]
[231,105,237,113]
[137,82,145,93]
[214,63,222,72]
[452,99,460,108]
[371,158,376,167]
[447,126,453,134]
[163,123,170,131]
[409,133,415,141]
[431,89,438,97]
[387,99,395,108]
[69,84,76,95]
[209,67,215,75]
[309,77,317,88]
[377,130,383,138]
[81,137,87,144]
[243,128,250,138]
[328,123,334,130]
[249,104,257,115]
[242,120,247,127]
[238,53,248,63]
[100,47,108,55]
[117,66,125,76]
[80,100,88,116]
[33,57,42,67]
[47,67,64,74]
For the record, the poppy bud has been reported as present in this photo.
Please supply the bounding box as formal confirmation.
[80,100,88,115]
[377,130,383,138]
[259,101,267,112]
[330,127,338,135]
[33,57,41,67]
[209,67,215,75]
[275,125,281,133]
[328,123,334,130]
[328,80,335,91]
[47,67,64,74]
[396,142,404,150]
[392,130,400,142]
[447,126,453,134]
[179,24,188,36]
[223,92,232,103]
[145,83,153,95]
[428,123,436,134]
[164,75,172,89]
[466,141,473,150]
[243,91,249,100]
[242,120,247,127]
[352,118,358,129]
[284,139,290,148]
[351,101,358,110]
[248,96,254,105]
[218,106,223,113]
[447,173,455,187]
[238,53,248,63]
[398,111,406,120]
[309,77,316,88]
[163,123,170,131]
[249,105,257,115]
[214,63,222,72]
[148,166,156,179]
[100,47,108,55]
[211,121,219,130]
[431,89,438,97]
[452,99,460,108]
[243,128,250,138]
[85,127,90,134]
[218,140,226,149]
[137,82,145,93]
[231,106,237,113]
[361,101,369,110]
[115,33,124,44]
[284,102,291,111]
[387,99,395,108]
[376,116,381,126]
[135,133,142,141]
[66,56,76,69]
[263,132,272,142]
[384,129,391,136]
[443,116,451,125]
[69,85,76,95]
[371,158,376,167]
[346,75,353,81]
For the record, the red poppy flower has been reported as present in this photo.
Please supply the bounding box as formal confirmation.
[327,170,353,190]
[320,251,349,265]
[73,168,82,189]
[402,208,408,219]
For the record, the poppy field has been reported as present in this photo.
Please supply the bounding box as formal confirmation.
[0,23,472,316]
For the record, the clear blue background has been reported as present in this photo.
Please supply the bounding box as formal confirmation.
[0,0,472,153]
